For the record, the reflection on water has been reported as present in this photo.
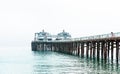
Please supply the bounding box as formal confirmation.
[0,47,120,74]
[32,51,120,74]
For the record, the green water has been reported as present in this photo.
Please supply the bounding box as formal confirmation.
[0,47,119,74]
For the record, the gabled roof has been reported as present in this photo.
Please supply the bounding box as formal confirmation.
[57,30,71,37]
[38,30,51,37]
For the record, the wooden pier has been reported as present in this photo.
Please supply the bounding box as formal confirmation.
[31,32,120,63]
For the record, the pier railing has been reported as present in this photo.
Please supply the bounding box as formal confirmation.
[74,32,120,41]
[34,32,120,42]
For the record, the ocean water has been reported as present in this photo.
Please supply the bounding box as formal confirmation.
[0,47,120,74]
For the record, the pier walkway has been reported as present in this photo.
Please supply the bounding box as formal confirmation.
[32,32,120,64]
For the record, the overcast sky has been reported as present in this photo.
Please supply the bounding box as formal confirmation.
[0,0,120,47]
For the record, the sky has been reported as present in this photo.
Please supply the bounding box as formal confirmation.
[0,0,120,47]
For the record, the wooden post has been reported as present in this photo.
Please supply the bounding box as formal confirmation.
[116,41,119,63]
[79,43,81,57]
[65,43,67,53]
[69,43,73,55]
[97,42,100,60]
[77,43,80,56]
[71,42,74,55]
[107,41,110,59]
[72,43,74,55]
[31,42,37,51]
[55,44,57,52]
[111,41,114,61]
[104,41,107,61]
[93,42,96,59]
[51,43,52,51]
[86,42,89,58]
[90,42,92,59]
[68,43,72,54]
[101,42,104,59]
[75,42,77,55]
[81,42,84,57]
[42,43,45,51]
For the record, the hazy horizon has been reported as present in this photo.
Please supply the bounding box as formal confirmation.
[0,0,120,47]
